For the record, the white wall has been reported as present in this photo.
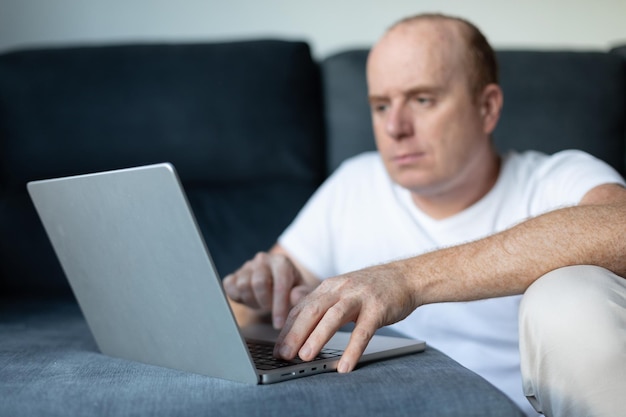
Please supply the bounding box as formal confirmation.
[1,0,625,57]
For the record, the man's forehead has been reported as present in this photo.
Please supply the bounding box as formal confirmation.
[376,18,465,53]
[366,19,467,91]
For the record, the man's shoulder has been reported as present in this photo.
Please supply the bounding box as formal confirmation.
[319,151,395,201]
[337,151,382,169]
[331,151,386,179]
[504,149,608,173]
[505,149,606,169]
[500,149,624,205]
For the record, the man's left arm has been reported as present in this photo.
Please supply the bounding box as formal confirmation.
[274,183,626,372]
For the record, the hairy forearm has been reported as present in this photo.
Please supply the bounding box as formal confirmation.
[398,202,626,306]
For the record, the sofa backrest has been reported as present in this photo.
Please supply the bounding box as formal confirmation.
[0,40,325,297]
[321,48,626,176]
[2,40,625,298]
[611,44,626,169]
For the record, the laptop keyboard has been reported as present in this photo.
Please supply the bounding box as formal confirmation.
[246,340,343,371]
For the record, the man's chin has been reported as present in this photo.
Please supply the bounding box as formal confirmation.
[393,177,435,193]
[390,171,449,194]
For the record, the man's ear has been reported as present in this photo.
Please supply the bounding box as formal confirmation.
[479,84,503,135]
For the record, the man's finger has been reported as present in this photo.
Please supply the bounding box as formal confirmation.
[290,285,312,306]
[269,256,297,329]
[336,320,377,373]
[297,300,355,361]
[222,274,237,301]
[235,269,260,309]
[250,265,273,311]
[274,293,330,359]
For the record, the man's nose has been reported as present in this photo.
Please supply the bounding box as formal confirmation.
[385,104,413,140]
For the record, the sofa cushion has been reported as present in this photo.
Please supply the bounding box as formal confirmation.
[610,44,626,169]
[0,299,525,417]
[495,50,625,175]
[321,50,376,174]
[0,40,325,296]
[0,40,324,185]
[321,49,626,176]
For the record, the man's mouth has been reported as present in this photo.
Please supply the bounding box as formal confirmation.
[393,152,426,165]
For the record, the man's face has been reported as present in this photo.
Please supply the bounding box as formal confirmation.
[367,21,493,199]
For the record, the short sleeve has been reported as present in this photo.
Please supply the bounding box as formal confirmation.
[529,150,625,212]
[278,160,350,279]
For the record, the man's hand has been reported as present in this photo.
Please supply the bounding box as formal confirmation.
[223,248,319,329]
[273,184,626,374]
[273,261,419,373]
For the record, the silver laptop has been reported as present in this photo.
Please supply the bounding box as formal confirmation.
[27,163,425,384]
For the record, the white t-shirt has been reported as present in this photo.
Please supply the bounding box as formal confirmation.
[278,150,624,416]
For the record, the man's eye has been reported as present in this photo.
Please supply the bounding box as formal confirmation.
[371,103,389,113]
[416,96,433,105]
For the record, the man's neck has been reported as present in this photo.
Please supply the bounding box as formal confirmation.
[410,153,501,220]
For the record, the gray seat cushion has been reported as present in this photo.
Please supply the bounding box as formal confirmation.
[0,300,524,417]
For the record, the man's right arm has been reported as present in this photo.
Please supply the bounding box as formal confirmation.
[223,244,321,329]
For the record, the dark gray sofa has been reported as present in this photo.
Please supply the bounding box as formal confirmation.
[1,39,624,416]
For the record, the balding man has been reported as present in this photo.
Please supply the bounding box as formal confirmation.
[224,14,626,417]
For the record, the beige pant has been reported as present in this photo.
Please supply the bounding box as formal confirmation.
[519,265,626,417]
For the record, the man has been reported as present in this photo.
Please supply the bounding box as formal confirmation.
[223,13,626,417]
